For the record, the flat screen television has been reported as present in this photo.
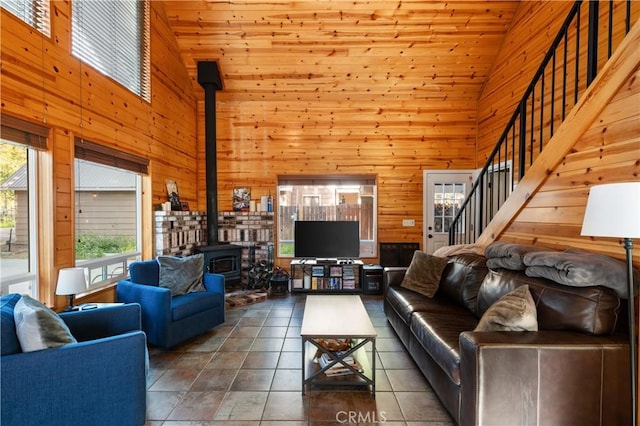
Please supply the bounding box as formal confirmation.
[294,220,360,259]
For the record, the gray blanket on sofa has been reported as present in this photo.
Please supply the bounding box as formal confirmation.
[523,249,639,299]
[484,242,549,271]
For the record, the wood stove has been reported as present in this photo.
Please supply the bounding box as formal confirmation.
[198,244,243,290]
[197,61,246,291]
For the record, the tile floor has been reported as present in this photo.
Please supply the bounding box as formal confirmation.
[145,294,455,425]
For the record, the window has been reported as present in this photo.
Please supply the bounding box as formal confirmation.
[72,0,150,101]
[1,0,50,36]
[277,175,377,258]
[0,115,48,297]
[74,138,148,290]
[433,182,465,233]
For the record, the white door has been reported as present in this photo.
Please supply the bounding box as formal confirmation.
[423,170,474,254]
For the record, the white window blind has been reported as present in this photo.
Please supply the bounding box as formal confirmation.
[0,0,50,36]
[72,0,150,101]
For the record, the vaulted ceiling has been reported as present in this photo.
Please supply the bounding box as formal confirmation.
[161,1,521,104]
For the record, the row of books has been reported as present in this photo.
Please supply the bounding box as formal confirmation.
[342,265,356,289]
[317,352,362,377]
[310,277,342,290]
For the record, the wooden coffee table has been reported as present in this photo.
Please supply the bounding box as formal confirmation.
[300,295,377,394]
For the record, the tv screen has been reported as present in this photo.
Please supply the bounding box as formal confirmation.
[294,221,360,259]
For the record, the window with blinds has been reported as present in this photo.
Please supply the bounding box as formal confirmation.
[71,0,150,101]
[73,138,144,290]
[0,0,50,36]
[0,115,47,298]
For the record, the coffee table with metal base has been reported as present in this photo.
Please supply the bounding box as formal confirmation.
[301,295,377,395]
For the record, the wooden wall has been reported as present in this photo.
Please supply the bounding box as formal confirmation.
[166,0,522,263]
[0,2,198,306]
[1,0,637,305]
[476,1,640,267]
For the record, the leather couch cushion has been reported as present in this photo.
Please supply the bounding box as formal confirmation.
[477,269,621,335]
[172,291,223,321]
[437,253,489,314]
[386,286,461,324]
[410,309,479,385]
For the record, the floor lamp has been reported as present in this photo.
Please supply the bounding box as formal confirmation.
[581,182,640,426]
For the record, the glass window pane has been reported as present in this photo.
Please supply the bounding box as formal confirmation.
[433,182,466,234]
[71,0,149,100]
[277,180,377,257]
[0,141,37,296]
[74,159,141,288]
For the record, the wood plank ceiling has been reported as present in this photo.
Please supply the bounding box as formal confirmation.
[162,0,520,105]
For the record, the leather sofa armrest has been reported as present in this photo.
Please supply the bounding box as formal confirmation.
[383,267,407,295]
[459,330,630,426]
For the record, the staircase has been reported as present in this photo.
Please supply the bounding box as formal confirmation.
[449,0,639,247]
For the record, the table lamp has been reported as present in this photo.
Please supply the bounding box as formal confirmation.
[56,267,88,311]
[581,181,640,426]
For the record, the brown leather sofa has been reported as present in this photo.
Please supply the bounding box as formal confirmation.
[383,253,631,425]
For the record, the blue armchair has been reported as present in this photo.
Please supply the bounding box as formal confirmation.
[0,294,147,426]
[116,259,225,348]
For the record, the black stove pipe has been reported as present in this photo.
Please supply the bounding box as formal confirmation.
[197,61,223,245]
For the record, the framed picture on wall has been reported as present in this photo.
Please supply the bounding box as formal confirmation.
[166,180,182,211]
[233,187,251,211]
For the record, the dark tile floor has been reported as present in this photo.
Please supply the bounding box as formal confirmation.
[145,294,455,425]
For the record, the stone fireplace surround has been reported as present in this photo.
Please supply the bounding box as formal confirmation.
[154,210,274,290]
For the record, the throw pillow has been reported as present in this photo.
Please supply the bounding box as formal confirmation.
[158,253,206,296]
[13,295,77,352]
[400,251,449,297]
[474,285,538,332]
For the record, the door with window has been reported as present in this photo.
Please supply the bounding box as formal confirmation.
[423,171,473,254]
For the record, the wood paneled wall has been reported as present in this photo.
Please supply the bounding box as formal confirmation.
[476,2,640,267]
[1,0,638,304]
[1,2,198,306]
[162,1,521,261]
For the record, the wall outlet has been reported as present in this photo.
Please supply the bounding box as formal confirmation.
[402,219,415,227]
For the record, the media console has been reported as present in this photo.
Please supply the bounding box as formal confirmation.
[290,259,364,294]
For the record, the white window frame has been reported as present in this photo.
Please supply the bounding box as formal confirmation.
[73,159,142,292]
[0,147,39,298]
[277,176,377,259]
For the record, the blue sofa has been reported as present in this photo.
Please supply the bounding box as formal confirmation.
[117,259,225,348]
[0,294,147,426]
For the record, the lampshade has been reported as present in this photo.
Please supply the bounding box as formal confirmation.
[56,268,88,296]
[581,182,640,238]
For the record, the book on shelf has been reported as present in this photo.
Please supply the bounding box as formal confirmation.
[311,266,325,277]
[329,265,342,277]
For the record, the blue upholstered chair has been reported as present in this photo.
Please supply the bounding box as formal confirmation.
[0,294,147,425]
[116,259,225,348]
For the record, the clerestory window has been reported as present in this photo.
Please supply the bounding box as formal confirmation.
[71,0,150,101]
[1,0,50,36]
